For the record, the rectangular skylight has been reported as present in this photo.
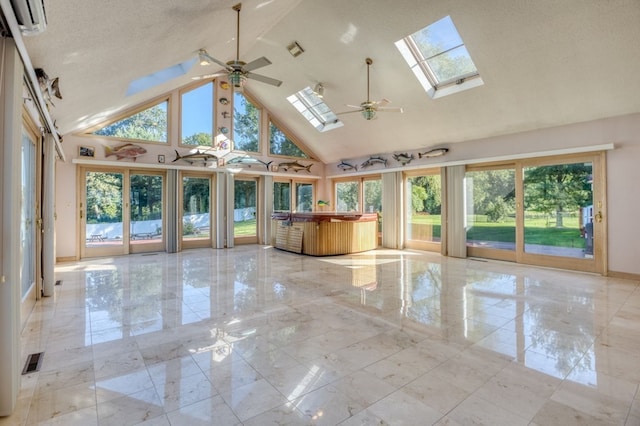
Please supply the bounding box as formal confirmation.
[287,87,343,132]
[396,16,483,99]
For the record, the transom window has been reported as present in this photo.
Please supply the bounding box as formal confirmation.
[92,99,169,143]
[180,81,215,147]
[269,120,310,159]
[396,15,483,99]
[287,87,343,132]
[233,92,260,152]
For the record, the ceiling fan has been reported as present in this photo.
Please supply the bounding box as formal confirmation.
[338,58,403,120]
[193,3,282,90]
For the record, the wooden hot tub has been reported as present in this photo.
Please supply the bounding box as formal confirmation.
[271,212,378,256]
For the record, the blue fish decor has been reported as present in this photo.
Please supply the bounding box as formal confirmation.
[393,153,414,166]
[337,161,358,172]
[361,156,387,169]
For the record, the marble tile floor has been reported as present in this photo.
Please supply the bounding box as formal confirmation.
[2,246,640,425]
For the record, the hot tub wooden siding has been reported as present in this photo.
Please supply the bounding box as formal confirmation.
[271,212,378,256]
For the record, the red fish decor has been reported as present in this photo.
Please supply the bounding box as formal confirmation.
[105,144,147,161]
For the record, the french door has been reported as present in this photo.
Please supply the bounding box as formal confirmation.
[81,168,165,258]
[465,153,606,273]
[405,169,443,252]
[234,177,259,245]
[20,121,41,327]
[181,174,214,249]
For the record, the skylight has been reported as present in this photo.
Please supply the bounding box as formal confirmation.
[287,87,343,132]
[396,16,483,99]
[126,58,196,97]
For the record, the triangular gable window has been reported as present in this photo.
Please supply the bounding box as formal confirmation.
[269,120,311,159]
[91,99,169,143]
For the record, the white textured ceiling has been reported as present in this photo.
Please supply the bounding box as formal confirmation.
[20,0,640,163]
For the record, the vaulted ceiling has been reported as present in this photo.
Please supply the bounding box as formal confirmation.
[19,0,640,163]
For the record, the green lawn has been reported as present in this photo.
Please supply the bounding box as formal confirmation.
[234,219,257,236]
[409,214,585,248]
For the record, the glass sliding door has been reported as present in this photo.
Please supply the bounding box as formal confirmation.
[182,175,212,249]
[234,177,258,244]
[521,155,604,272]
[20,125,38,325]
[363,178,382,244]
[82,170,125,257]
[463,153,605,273]
[405,170,443,251]
[129,172,164,253]
[465,166,517,261]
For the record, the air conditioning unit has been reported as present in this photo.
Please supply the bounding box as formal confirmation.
[9,0,47,35]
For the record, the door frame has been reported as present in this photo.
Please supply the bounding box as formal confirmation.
[233,175,260,245]
[465,152,607,274]
[179,172,216,250]
[403,168,444,253]
[79,166,167,258]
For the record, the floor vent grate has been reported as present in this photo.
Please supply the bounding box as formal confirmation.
[22,352,44,375]
[55,280,62,286]
[141,253,158,256]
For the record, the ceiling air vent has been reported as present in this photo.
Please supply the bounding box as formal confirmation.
[9,0,47,35]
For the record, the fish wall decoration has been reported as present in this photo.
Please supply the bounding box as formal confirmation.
[393,153,414,166]
[173,149,218,165]
[279,161,312,173]
[361,156,387,169]
[337,161,358,172]
[35,68,62,108]
[226,156,272,170]
[105,143,147,161]
[418,148,449,158]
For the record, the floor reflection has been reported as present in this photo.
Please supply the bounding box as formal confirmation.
[9,246,640,425]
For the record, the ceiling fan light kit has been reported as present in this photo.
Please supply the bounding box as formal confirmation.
[192,3,282,88]
[337,57,404,120]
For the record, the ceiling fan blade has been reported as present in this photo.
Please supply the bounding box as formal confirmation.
[345,104,363,109]
[191,71,227,81]
[378,107,404,113]
[243,56,272,72]
[200,52,234,71]
[372,99,390,106]
[246,72,282,87]
[335,109,363,116]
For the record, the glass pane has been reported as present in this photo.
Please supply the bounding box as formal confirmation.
[274,182,290,211]
[465,169,516,250]
[234,180,257,236]
[412,16,464,58]
[523,162,593,258]
[295,183,313,212]
[21,132,35,297]
[406,174,442,243]
[130,174,163,244]
[336,181,359,212]
[181,82,214,146]
[426,45,478,84]
[364,179,382,240]
[93,101,168,143]
[85,172,124,247]
[269,121,308,158]
[183,177,210,240]
[233,92,260,152]
[363,180,381,213]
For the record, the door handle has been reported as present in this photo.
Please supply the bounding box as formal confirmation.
[595,211,603,223]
